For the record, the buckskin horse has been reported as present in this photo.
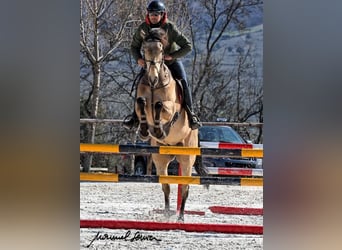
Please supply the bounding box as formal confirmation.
[134,28,207,221]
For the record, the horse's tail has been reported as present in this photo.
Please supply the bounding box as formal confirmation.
[194,156,210,190]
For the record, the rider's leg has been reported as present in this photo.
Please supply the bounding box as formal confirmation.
[167,61,201,130]
[122,88,139,130]
[180,79,201,130]
[123,69,145,130]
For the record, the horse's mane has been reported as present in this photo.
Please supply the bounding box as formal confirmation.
[144,28,168,48]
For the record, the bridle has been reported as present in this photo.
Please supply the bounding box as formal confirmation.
[143,38,171,89]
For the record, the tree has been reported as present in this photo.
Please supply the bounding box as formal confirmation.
[80,0,137,171]
[187,0,263,142]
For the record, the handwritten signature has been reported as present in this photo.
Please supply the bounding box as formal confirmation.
[87,230,162,248]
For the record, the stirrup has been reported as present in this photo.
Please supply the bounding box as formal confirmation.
[189,114,202,130]
[122,114,139,130]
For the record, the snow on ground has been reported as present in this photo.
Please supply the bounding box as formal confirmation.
[80,182,263,249]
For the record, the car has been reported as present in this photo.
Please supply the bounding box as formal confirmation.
[198,125,258,170]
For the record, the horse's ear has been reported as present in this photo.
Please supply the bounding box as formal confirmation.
[140,29,146,40]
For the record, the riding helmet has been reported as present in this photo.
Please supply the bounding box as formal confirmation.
[147,1,166,12]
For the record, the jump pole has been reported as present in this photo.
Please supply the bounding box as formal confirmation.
[80,219,263,234]
[209,206,263,215]
[80,173,263,186]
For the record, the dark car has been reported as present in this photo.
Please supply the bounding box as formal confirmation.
[198,125,258,169]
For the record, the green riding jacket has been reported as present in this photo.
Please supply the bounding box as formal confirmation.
[130,21,192,66]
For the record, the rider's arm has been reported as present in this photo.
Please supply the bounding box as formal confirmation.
[130,25,145,63]
[167,22,192,59]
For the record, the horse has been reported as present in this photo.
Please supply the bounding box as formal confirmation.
[134,28,208,221]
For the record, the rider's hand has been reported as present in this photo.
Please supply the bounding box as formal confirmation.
[137,58,145,67]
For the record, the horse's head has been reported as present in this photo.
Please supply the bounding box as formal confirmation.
[141,28,168,87]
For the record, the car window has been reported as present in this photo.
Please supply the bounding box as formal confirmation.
[199,126,245,143]
[220,127,243,143]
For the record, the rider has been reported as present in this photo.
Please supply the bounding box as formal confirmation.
[123,0,201,130]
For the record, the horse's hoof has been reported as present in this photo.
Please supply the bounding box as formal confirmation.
[177,215,184,222]
[163,210,173,218]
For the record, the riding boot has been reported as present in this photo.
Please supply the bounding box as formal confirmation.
[123,110,139,130]
[180,79,202,130]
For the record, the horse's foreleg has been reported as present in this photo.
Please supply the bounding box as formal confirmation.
[162,183,171,216]
[137,97,149,140]
[154,101,166,139]
[177,184,189,222]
